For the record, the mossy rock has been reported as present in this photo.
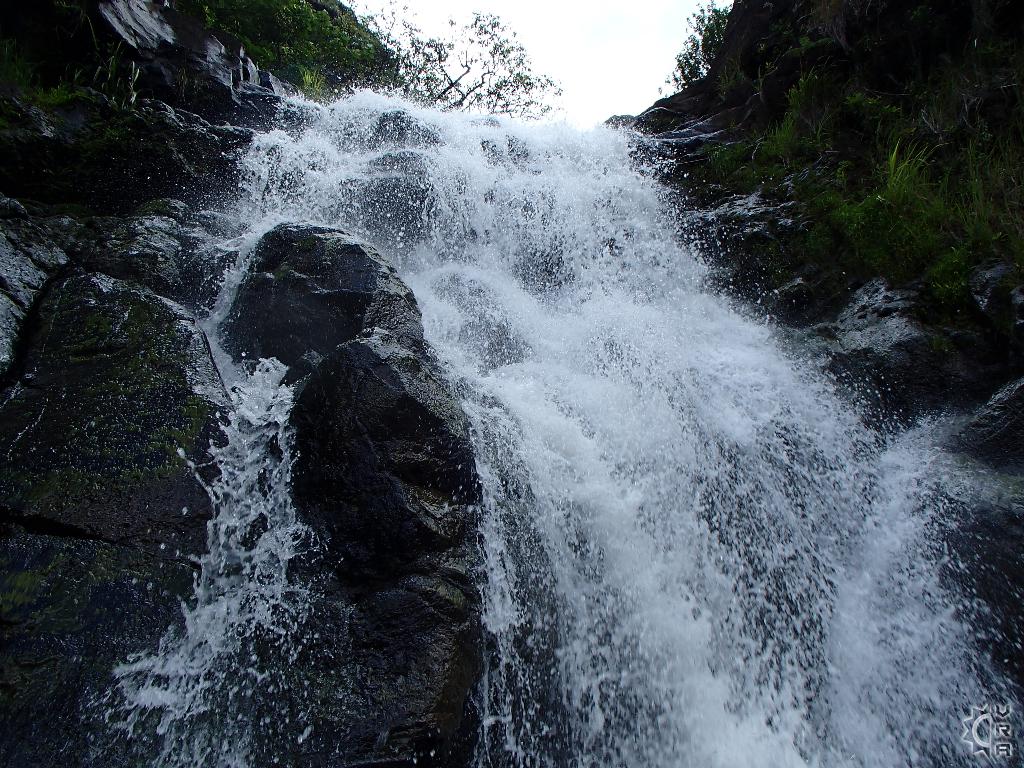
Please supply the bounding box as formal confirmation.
[0,93,252,215]
[71,206,237,312]
[0,271,228,558]
[0,530,196,768]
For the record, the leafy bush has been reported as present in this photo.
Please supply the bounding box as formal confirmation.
[176,0,387,86]
[687,30,1024,318]
[669,2,731,90]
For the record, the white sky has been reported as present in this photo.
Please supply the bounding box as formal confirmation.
[350,1,705,127]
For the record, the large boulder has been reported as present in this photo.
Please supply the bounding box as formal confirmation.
[815,279,999,421]
[0,208,71,376]
[0,533,196,768]
[72,200,236,312]
[223,223,483,766]
[956,376,1024,471]
[0,272,227,554]
[289,331,481,766]
[292,331,479,577]
[95,0,295,127]
[223,224,423,376]
[0,271,227,766]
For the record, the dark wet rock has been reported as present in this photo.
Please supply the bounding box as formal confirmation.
[0,269,227,766]
[0,214,71,376]
[1008,286,1024,356]
[0,94,252,214]
[71,204,234,311]
[289,330,481,767]
[0,272,227,557]
[372,109,441,149]
[956,377,1024,471]
[0,531,195,768]
[368,148,431,176]
[223,224,422,376]
[605,114,636,129]
[513,245,571,294]
[969,261,1014,322]
[135,197,194,222]
[0,196,28,220]
[223,222,483,765]
[771,275,817,318]
[292,331,479,576]
[816,279,996,419]
[686,192,813,315]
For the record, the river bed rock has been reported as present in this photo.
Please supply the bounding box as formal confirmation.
[0,271,227,554]
[956,376,1024,471]
[223,223,423,377]
[814,279,999,421]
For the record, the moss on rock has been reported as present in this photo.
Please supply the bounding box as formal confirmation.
[0,271,227,557]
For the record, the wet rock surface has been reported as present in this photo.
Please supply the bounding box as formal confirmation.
[1,0,295,130]
[956,376,1024,471]
[224,222,483,766]
[223,224,423,377]
[0,532,196,768]
[0,266,227,765]
[812,279,1001,420]
[72,201,235,312]
[289,329,482,767]
[0,94,253,214]
[0,210,71,376]
[0,271,227,554]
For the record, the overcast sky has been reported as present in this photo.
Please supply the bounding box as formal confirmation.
[350,1,707,127]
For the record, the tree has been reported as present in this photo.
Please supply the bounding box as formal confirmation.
[668,1,731,91]
[367,7,561,119]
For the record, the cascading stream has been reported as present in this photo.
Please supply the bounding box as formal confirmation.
[106,238,314,767]
[236,92,1016,768]
[111,90,1015,767]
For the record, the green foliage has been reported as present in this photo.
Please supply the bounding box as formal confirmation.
[0,39,36,90]
[176,0,386,82]
[31,83,79,110]
[714,56,749,100]
[926,247,971,307]
[0,36,137,112]
[691,33,1024,319]
[91,45,140,111]
[299,66,329,102]
[670,2,732,90]
[761,113,802,165]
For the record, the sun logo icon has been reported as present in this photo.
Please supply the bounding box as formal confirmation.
[962,703,1014,760]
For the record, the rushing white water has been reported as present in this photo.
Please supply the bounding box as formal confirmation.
[108,243,313,766]
[116,90,1014,767]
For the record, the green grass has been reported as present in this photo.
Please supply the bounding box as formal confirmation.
[0,39,36,90]
[691,41,1024,321]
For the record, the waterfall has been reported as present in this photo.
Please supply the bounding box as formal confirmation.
[114,90,1014,767]
[106,241,314,766]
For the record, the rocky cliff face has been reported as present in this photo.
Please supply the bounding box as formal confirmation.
[0,3,482,766]
[632,0,1024,434]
